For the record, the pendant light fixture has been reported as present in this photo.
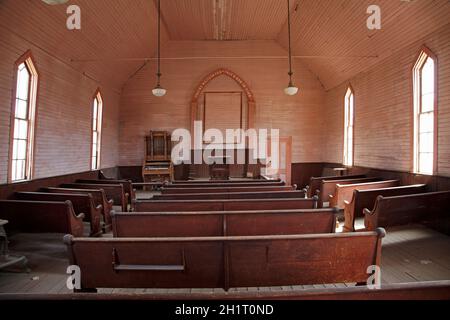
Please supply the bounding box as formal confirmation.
[152,0,167,97]
[284,0,299,96]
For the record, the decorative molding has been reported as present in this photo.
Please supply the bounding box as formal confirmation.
[192,68,255,103]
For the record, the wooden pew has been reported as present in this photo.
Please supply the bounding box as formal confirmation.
[319,177,380,208]
[76,179,135,207]
[171,178,281,184]
[15,192,102,237]
[4,280,450,300]
[65,228,385,291]
[60,183,128,212]
[329,180,400,209]
[133,198,318,212]
[112,209,338,237]
[343,184,428,232]
[43,187,113,232]
[0,200,84,237]
[152,191,306,201]
[164,181,286,188]
[305,174,366,198]
[161,185,297,194]
[364,191,450,234]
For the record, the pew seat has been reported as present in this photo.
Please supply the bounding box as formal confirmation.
[112,208,338,237]
[133,197,318,212]
[343,184,428,232]
[65,229,385,291]
[328,180,399,209]
[15,192,103,237]
[364,191,450,234]
[0,200,84,237]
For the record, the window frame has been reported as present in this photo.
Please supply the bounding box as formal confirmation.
[8,50,39,183]
[343,85,355,167]
[91,90,103,171]
[412,46,438,176]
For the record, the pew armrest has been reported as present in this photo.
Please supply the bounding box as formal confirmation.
[343,197,356,233]
[363,207,377,231]
[123,193,130,212]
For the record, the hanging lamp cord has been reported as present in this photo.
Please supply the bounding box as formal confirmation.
[287,0,294,84]
[156,0,162,86]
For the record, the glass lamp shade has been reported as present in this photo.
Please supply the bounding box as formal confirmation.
[152,86,167,97]
[284,86,299,96]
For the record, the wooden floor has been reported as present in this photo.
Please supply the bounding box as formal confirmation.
[1,221,449,295]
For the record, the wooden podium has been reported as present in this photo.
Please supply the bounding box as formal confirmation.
[208,155,231,180]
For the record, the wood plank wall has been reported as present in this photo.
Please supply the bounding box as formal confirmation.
[0,29,120,184]
[119,40,326,166]
[322,24,450,177]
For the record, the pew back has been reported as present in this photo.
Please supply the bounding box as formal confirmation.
[61,183,127,212]
[15,192,102,237]
[319,177,380,207]
[65,229,385,291]
[364,191,450,234]
[329,180,400,209]
[307,175,366,198]
[171,179,281,184]
[164,181,285,188]
[77,179,135,205]
[43,187,113,229]
[152,191,305,201]
[161,185,296,194]
[133,198,317,212]
[112,209,337,237]
[343,184,428,232]
[0,200,84,236]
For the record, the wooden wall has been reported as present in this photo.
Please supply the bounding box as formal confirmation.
[0,27,120,184]
[119,40,326,166]
[323,24,450,177]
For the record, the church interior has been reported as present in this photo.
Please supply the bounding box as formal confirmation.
[0,0,449,301]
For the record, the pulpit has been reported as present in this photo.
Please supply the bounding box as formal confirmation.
[208,155,231,180]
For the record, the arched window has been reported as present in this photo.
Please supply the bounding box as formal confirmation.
[343,86,355,167]
[91,91,103,170]
[413,48,437,175]
[9,52,38,182]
